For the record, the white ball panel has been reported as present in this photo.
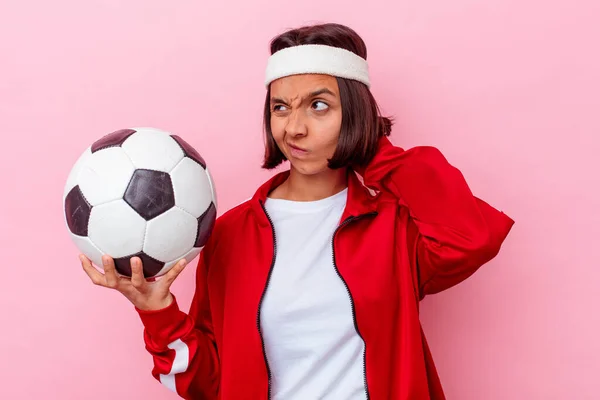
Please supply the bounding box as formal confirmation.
[156,247,202,277]
[122,129,184,172]
[143,207,197,262]
[206,167,218,209]
[88,200,146,258]
[78,147,135,206]
[171,157,213,218]
[70,234,105,269]
[63,147,93,200]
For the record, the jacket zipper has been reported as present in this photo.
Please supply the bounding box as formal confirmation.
[257,201,276,400]
[257,200,377,400]
[332,212,377,400]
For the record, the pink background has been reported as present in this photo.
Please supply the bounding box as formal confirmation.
[1,0,598,398]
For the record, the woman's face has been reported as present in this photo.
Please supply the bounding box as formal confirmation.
[269,74,343,176]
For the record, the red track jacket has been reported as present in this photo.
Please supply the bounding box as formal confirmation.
[136,136,514,399]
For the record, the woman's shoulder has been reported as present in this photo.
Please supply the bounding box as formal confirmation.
[213,196,256,231]
[203,196,259,255]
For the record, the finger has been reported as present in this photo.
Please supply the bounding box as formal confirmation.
[80,254,106,287]
[162,259,187,286]
[130,257,147,292]
[102,256,119,288]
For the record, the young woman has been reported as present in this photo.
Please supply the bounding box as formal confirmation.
[81,23,514,400]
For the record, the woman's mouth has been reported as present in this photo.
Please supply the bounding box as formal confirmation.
[288,143,309,158]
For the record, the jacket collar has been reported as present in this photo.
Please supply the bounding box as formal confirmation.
[250,168,378,226]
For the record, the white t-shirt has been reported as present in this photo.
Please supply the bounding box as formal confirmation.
[260,188,368,400]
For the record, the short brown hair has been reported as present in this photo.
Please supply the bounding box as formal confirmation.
[262,23,393,170]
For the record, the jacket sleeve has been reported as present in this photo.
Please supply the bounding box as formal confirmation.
[136,247,219,399]
[361,136,514,298]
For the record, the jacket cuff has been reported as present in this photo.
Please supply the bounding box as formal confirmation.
[354,135,391,176]
[360,135,402,189]
[135,296,186,340]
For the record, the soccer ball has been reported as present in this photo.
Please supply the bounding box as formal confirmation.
[63,127,217,278]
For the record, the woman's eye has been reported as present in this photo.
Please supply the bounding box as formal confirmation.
[312,101,329,111]
[273,105,287,112]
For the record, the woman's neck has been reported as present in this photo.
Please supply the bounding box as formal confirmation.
[270,167,348,202]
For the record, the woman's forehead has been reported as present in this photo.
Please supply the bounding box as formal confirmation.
[270,74,339,97]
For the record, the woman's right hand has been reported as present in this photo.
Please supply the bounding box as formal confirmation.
[80,254,187,311]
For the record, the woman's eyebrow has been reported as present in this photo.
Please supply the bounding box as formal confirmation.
[270,88,336,106]
[270,96,288,105]
[307,88,336,98]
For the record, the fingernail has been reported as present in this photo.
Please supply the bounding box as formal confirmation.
[79,255,85,262]
[180,259,187,267]
[102,256,108,266]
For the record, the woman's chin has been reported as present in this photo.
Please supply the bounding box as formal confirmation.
[290,160,336,177]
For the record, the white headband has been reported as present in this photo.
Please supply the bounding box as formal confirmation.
[264,44,370,88]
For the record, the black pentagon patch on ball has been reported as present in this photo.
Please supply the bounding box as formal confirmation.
[64,185,92,236]
[124,169,175,220]
[91,129,136,153]
[113,252,165,278]
[195,202,217,247]
[171,135,206,168]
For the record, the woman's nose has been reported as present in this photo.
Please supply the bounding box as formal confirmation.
[285,110,308,137]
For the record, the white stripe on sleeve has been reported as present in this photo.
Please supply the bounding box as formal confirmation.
[159,339,190,393]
